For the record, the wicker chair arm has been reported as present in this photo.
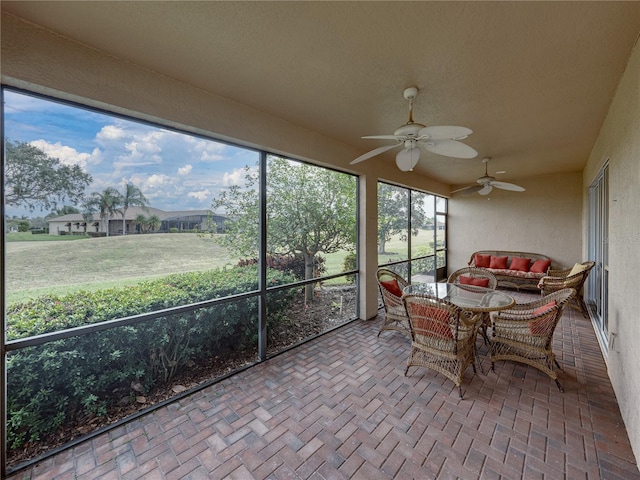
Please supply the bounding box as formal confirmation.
[540,272,586,291]
[494,308,554,323]
[497,288,577,318]
[382,291,404,309]
[492,313,541,328]
[546,267,572,277]
[492,310,560,346]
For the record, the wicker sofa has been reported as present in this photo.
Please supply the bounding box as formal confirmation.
[468,250,553,291]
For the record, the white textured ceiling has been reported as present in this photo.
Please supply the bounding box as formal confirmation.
[2,1,639,187]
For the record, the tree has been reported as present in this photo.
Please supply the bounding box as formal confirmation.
[135,214,149,233]
[47,205,81,218]
[135,214,161,233]
[4,140,92,211]
[85,188,123,236]
[377,183,426,255]
[119,183,148,235]
[147,215,161,232]
[212,157,357,302]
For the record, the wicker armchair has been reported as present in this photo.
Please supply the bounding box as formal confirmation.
[538,261,595,318]
[403,293,479,398]
[490,288,576,391]
[448,266,498,289]
[448,267,498,344]
[377,268,410,337]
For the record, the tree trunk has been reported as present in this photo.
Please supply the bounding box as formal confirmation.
[303,251,315,303]
[378,240,386,254]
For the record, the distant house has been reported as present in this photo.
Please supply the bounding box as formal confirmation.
[47,206,226,236]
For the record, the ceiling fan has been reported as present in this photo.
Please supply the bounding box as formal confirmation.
[350,87,478,172]
[452,157,525,196]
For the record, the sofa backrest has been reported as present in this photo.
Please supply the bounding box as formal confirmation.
[468,250,553,270]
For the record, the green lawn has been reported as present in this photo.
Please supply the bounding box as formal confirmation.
[378,228,443,265]
[5,229,442,305]
[5,233,237,304]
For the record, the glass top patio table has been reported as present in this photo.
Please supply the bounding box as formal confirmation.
[403,283,515,313]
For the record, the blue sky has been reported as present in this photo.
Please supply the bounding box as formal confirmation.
[4,89,258,218]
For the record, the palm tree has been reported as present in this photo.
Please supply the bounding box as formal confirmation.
[120,183,148,235]
[86,188,122,236]
[135,213,148,233]
[147,215,161,232]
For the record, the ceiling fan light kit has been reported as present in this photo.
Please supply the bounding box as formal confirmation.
[396,145,420,171]
[350,87,478,170]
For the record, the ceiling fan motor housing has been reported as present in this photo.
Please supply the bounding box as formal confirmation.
[477,175,495,184]
[394,123,425,137]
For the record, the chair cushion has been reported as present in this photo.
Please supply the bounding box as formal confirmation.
[380,278,403,297]
[409,304,454,339]
[474,253,491,268]
[489,255,508,269]
[529,300,558,335]
[568,262,589,277]
[530,259,552,273]
[459,275,490,287]
[509,256,531,272]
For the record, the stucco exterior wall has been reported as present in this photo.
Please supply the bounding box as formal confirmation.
[584,37,640,462]
[447,170,583,271]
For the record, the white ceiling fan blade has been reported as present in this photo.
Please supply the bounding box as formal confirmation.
[478,185,493,195]
[451,184,484,196]
[491,181,525,192]
[423,139,478,159]
[419,125,473,140]
[362,135,403,140]
[350,143,401,165]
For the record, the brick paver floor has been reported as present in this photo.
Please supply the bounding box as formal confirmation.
[6,292,639,479]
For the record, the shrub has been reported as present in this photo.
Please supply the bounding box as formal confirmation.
[6,265,296,449]
[238,253,326,281]
[342,252,357,283]
[169,227,179,233]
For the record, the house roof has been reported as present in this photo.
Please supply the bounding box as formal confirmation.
[2,2,639,187]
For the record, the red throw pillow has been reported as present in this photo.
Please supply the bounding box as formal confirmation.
[459,275,490,287]
[530,259,552,274]
[489,255,508,269]
[474,254,491,268]
[509,257,531,272]
[529,300,558,335]
[380,278,403,297]
[409,304,454,339]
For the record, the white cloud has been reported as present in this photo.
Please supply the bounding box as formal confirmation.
[222,168,250,187]
[145,173,171,189]
[185,136,227,162]
[200,149,225,162]
[178,164,193,176]
[96,125,126,142]
[187,190,211,201]
[29,139,97,169]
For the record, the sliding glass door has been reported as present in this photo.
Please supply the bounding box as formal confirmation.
[587,162,608,351]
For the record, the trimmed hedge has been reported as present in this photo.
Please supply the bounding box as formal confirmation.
[6,266,296,449]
